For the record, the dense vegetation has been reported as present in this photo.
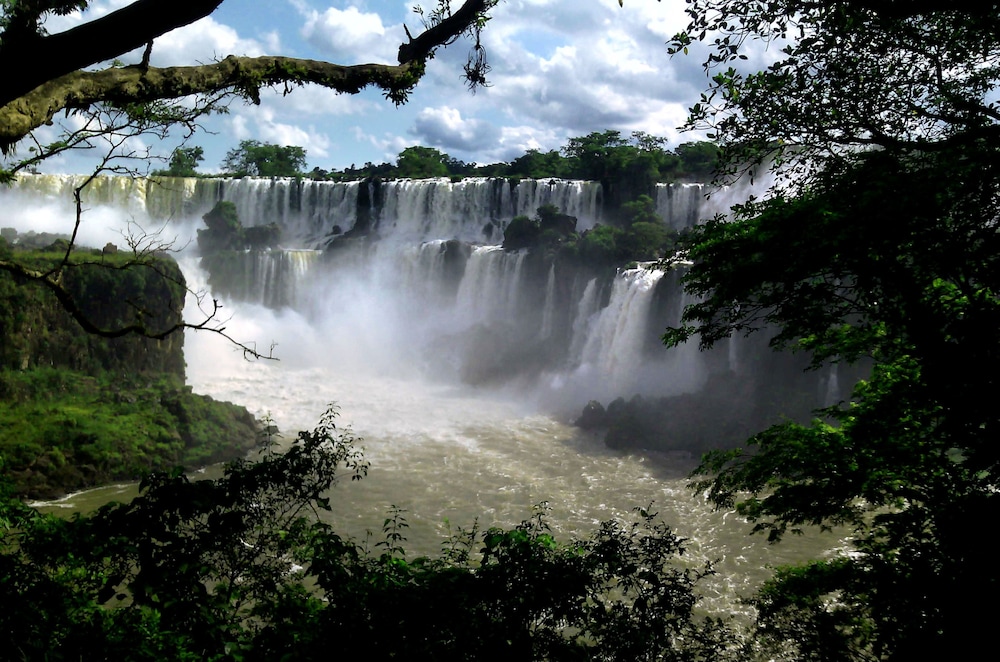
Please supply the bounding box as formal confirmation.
[0,408,735,661]
[195,131,718,184]
[661,0,1000,658]
[3,0,997,659]
[499,196,681,272]
[0,369,258,499]
[0,239,187,376]
[328,132,720,188]
[0,242,259,498]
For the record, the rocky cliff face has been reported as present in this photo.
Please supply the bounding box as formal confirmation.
[0,247,186,378]
[0,245,261,499]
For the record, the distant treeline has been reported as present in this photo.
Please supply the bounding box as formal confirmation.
[160,130,719,186]
[318,131,719,185]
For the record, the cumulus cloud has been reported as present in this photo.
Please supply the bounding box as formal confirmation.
[42,1,271,66]
[150,17,270,65]
[350,127,422,165]
[394,0,722,164]
[298,5,397,63]
[27,0,777,173]
[226,104,332,160]
[411,107,501,153]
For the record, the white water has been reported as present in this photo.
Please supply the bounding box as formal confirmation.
[6,175,844,619]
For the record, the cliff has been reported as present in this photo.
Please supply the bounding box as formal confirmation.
[0,243,260,499]
[0,244,186,378]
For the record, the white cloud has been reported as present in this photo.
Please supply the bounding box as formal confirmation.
[42,1,272,68]
[411,107,500,153]
[299,6,396,63]
[26,0,773,173]
[225,105,332,159]
[150,17,270,65]
[268,86,372,117]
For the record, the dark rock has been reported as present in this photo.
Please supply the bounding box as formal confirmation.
[575,400,608,429]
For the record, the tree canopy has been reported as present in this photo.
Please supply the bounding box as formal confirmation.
[221,140,306,178]
[153,145,203,177]
[395,145,450,179]
[666,1,1000,658]
[0,407,736,660]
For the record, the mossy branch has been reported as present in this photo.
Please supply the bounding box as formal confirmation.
[0,0,493,153]
[0,57,424,153]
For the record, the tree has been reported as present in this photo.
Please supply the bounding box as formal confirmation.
[153,145,203,177]
[395,145,450,179]
[0,0,498,350]
[507,148,570,179]
[663,1,1000,658]
[221,140,307,177]
[0,408,736,660]
[672,141,718,180]
[562,130,631,181]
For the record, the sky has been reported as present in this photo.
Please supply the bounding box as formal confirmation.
[21,0,776,175]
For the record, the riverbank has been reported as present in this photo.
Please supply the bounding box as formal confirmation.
[0,368,261,499]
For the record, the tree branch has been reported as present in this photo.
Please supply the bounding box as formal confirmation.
[0,0,495,154]
[398,0,490,63]
[0,0,225,107]
[0,56,424,152]
[0,256,275,360]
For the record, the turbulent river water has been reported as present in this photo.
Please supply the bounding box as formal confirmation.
[10,174,844,620]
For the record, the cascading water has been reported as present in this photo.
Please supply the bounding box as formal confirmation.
[656,182,707,231]
[5,174,844,620]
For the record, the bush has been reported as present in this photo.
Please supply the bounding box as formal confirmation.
[0,408,736,661]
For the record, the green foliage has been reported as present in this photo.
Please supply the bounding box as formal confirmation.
[395,145,450,178]
[621,221,670,261]
[507,148,570,179]
[321,134,716,196]
[152,146,204,177]
[221,140,307,178]
[575,224,624,267]
[0,408,734,660]
[672,142,719,180]
[196,201,280,254]
[0,369,259,499]
[665,1,1000,656]
[666,4,1000,650]
[0,249,187,376]
[501,214,540,250]
[502,204,579,251]
[196,201,243,253]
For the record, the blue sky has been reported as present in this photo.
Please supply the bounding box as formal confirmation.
[21,1,776,175]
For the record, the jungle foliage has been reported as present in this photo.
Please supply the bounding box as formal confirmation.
[328,131,719,189]
[220,140,308,178]
[0,369,258,499]
[664,1,1000,659]
[0,408,736,661]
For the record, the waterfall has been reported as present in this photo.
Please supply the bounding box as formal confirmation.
[538,265,558,340]
[4,172,734,410]
[453,246,528,326]
[574,267,665,392]
[656,182,708,231]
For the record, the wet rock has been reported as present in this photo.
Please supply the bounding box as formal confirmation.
[575,400,608,429]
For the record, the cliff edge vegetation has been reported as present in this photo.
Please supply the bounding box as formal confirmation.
[0,239,259,499]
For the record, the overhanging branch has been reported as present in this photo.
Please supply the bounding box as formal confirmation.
[0,0,226,107]
[0,57,422,153]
